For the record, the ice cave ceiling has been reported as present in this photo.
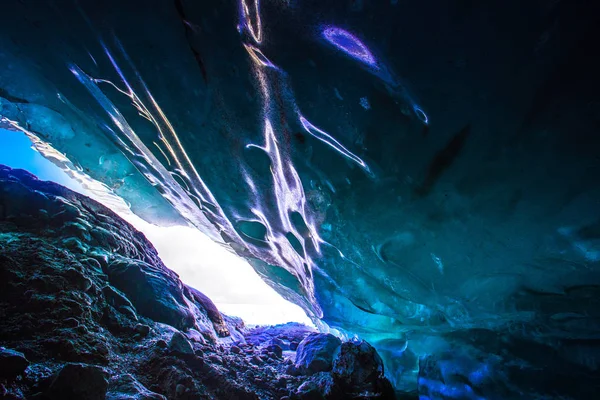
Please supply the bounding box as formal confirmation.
[1,0,600,390]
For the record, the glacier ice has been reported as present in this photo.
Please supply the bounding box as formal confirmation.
[1,0,600,396]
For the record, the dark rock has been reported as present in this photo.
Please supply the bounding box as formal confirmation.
[63,268,93,292]
[208,354,223,364]
[134,324,151,336]
[186,286,230,337]
[120,306,139,321]
[24,364,54,391]
[272,338,291,351]
[168,332,194,355]
[106,374,166,400]
[182,355,205,370]
[267,344,283,358]
[47,363,108,400]
[295,372,335,399]
[290,341,300,351]
[2,392,25,400]
[185,329,207,344]
[295,333,341,375]
[230,345,242,354]
[285,364,300,376]
[250,355,264,365]
[332,340,395,398]
[0,347,29,378]
[106,257,196,331]
[276,376,288,388]
[102,304,138,335]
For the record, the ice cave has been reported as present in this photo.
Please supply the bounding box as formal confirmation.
[1,0,599,399]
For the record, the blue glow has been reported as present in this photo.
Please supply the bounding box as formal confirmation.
[0,128,86,192]
[418,377,485,400]
[413,105,429,125]
[322,26,378,69]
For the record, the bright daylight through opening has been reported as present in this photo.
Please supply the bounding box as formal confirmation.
[0,127,312,327]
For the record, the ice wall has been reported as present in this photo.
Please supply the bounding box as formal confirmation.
[1,0,600,396]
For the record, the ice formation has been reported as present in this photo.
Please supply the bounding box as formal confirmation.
[1,0,600,397]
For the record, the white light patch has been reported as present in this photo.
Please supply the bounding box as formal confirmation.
[359,96,371,110]
[431,253,444,275]
[122,215,314,327]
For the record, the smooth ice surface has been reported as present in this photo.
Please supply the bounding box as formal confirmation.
[1,0,600,395]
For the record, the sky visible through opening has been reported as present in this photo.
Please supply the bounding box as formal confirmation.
[0,128,312,326]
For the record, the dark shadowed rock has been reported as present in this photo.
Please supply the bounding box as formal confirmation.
[295,372,336,399]
[106,374,166,400]
[185,328,208,345]
[0,347,29,378]
[295,333,341,375]
[102,285,138,318]
[134,324,151,337]
[250,355,263,365]
[47,363,108,400]
[169,331,194,356]
[107,257,196,331]
[266,344,283,358]
[332,340,395,398]
[186,285,230,337]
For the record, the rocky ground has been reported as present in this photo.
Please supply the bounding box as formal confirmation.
[0,165,396,400]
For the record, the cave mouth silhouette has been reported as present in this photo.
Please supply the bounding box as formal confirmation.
[0,127,312,327]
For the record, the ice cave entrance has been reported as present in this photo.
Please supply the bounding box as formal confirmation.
[0,127,312,327]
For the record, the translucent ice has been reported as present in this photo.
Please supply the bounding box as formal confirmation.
[1,0,600,396]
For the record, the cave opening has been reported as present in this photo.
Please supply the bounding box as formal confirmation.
[0,127,312,327]
[1,0,600,397]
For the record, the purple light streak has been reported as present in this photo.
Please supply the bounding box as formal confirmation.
[322,26,378,69]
